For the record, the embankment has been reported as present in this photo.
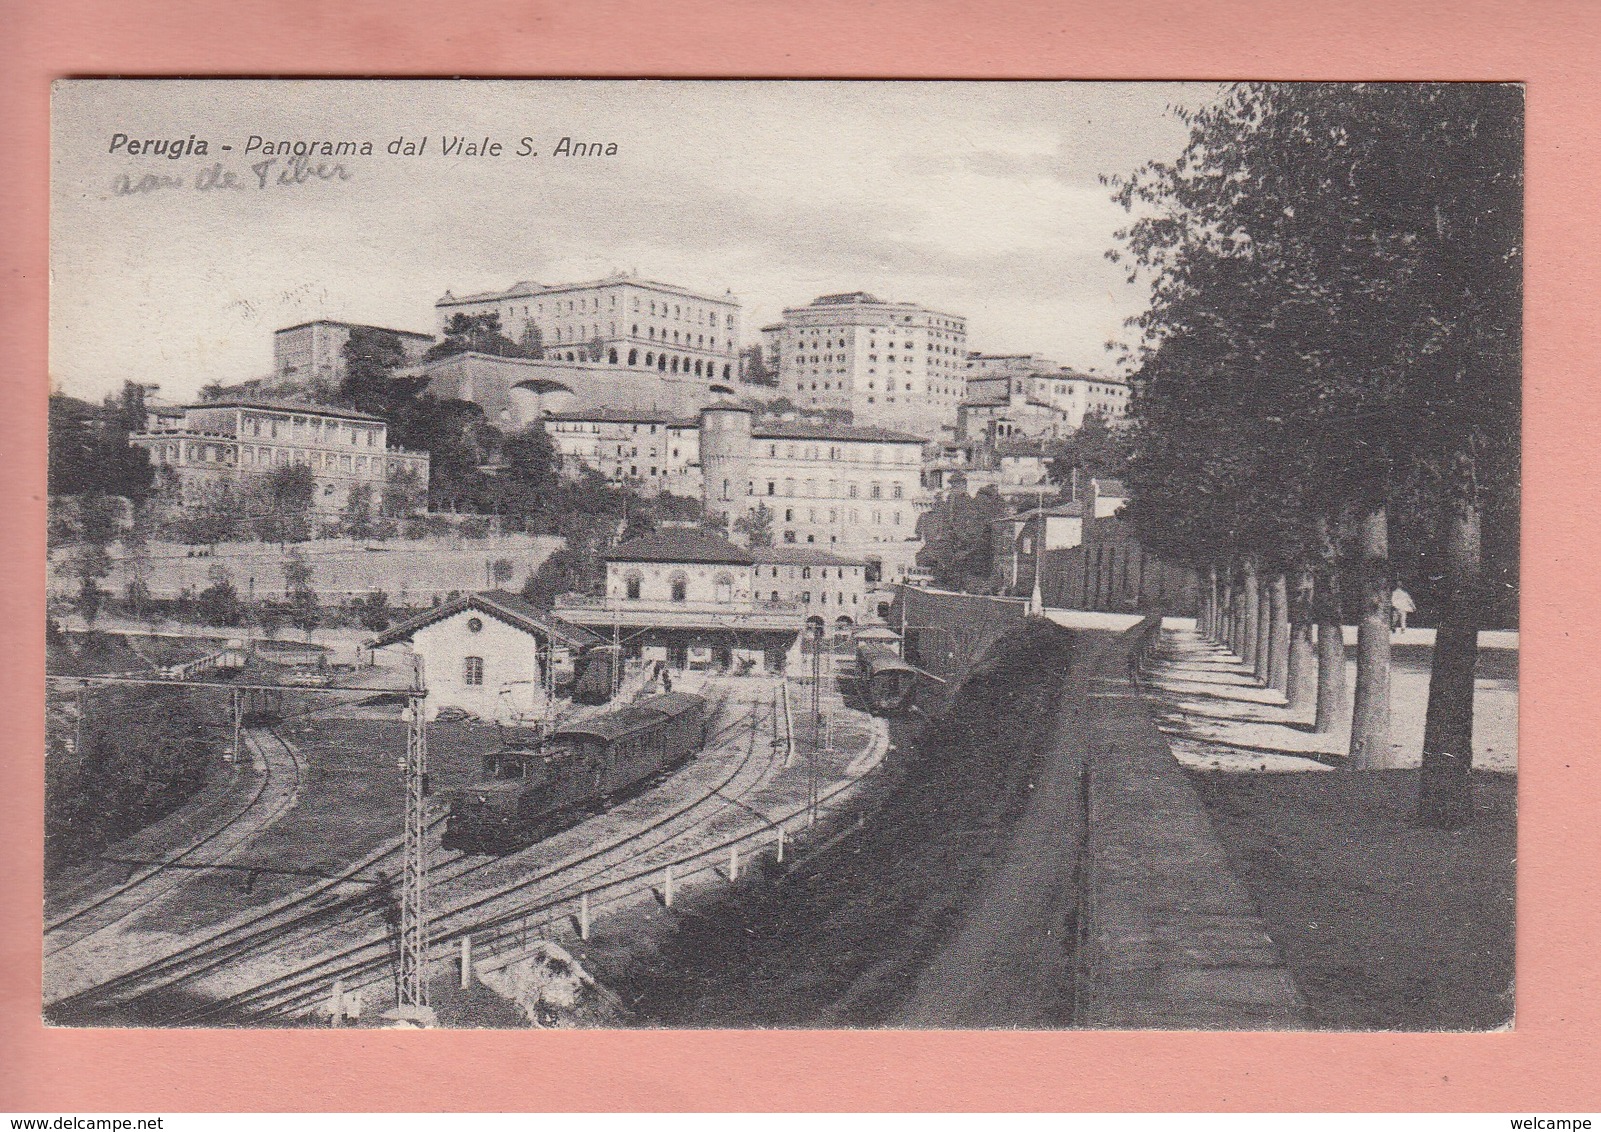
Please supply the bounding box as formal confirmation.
[599,617,1076,1027]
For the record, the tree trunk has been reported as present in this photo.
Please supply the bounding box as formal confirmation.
[1220,577,1235,650]
[1214,567,1226,644]
[1419,490,1482,829]
[1241,558,1260,669]
[1287,566,1317,713]
[1232,572,1248,657]
[1313,516,1348,735]
[1255,574,1273,685]
[1201,564,1217,638]
[1267,571,1290,695]
[1348,503,1394,767]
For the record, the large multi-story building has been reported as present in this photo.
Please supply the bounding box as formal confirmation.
[699,404,927,584]
[131,399,430,514]
[769,292,968,439]
[544,408,702,498]
[964,362,1132,433]
[751,547,871,625]
[273,320,434,386]
[434,272,742,390]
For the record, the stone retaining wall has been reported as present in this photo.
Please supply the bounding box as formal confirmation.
[1073,618,1306,1029]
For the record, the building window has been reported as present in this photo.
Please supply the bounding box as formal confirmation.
[626,574,642,600]
[464,656,485,686]
[670,575,688,602]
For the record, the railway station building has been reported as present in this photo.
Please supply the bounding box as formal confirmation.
[365,590,603,723]
[551,530,808,675]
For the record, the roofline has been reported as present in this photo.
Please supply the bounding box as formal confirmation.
[274,320,434,340]
[436,275,741,309]
[779,298,967,323]
[183,400,386,423]
[365,591,602,650]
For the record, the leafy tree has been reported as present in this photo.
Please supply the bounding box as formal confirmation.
[196,565,244,626]
[1108,82,1520,825]
[741,345,777,387]
[340,327,430,420]
[521,544,601,610]
[917,487,1008,591]
[381,466,425,520]
[517,322,546,359]
[342,482,376,540]
[733,502,775,548]
[282,547,320,639]
[48,388,154,502]
[352,590,393,632]
[424,313,523,362]
[253,463,316,544]
[176,481,243,546]
[1045,413,1132,489]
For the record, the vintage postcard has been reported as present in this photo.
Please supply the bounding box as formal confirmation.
[44,78,1519,1032]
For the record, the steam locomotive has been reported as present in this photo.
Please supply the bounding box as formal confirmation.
[442,692,709,853]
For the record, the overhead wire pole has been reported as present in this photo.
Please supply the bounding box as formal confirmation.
[399,659,430,1012]
[47,667,435,1013]
[809,622,822,823]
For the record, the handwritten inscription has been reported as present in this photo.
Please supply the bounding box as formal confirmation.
[112,157,351,197]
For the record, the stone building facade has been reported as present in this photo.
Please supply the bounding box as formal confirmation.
[769,292,968,439]
[272,320,434,385]
[434,272,742,392]
[699,404,927,585]
[131,399,430,514]
[544,408,702,499]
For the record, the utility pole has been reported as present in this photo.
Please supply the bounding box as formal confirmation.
[398,677,430,1012]
[1029,481,1046,616]
[810,622,822,823]
[611,600,621,702]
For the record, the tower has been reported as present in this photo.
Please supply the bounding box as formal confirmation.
[698,403,754,536]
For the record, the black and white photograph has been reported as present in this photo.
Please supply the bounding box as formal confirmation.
[44,79,1520,1031]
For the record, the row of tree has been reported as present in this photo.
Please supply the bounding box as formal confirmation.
[1113,83,1520,828]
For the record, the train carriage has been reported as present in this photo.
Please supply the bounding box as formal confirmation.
[856,642,918,714]
[443,691,709,852]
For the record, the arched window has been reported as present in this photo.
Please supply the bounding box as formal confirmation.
[464,656,484,686]
[645,352,654,366]
[723,363,732,380]
[670,357,679,374]
[658,354,667,372]
[670,573,688,602]
[628,348,638,365]
[608,348,618,364]
[694,359,704,376]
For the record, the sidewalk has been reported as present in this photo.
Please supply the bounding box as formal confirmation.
[1147,624,1518,772]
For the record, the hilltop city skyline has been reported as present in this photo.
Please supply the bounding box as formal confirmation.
[50,80,1213,403]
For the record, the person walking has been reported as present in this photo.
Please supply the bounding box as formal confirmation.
[1391,585,1415,633]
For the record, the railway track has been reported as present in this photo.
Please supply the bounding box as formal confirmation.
[48,682,759,1022]
[43,726,307,1001]
[255,682,889,1026]
[157,682,795,1024]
